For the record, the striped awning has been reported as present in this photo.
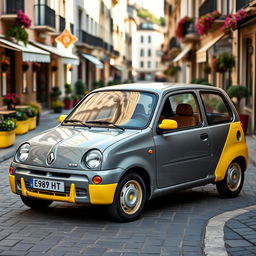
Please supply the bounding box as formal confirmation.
[31,41,79,65]
[0,38,50,63]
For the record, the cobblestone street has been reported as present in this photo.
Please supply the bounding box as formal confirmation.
[0,158,255,256]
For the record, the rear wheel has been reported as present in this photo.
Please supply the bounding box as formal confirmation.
[108,172,146,222]
[20,196,52,209]
[216,162,244,198]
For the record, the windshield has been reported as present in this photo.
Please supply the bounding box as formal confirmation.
[64,90,157,129]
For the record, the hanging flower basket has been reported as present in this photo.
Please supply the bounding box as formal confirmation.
[5,10,31,46]
[214,53,235,73]
[1,60,10,72]
[52,65,58,72]
[175,16,193,39]
[221,9,247,33]
[196,11,221,36]
[22,62,29,72]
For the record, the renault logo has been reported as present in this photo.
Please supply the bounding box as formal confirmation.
[47,152,55,165]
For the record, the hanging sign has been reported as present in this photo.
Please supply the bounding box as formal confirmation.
[55,29,78,48]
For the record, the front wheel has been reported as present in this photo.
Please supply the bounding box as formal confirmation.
[216,162,244,198]
[20,196,52,209]
[108,172,146,222]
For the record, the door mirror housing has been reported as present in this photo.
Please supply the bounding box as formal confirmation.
[58,115,67,123]
[158,119,178,130]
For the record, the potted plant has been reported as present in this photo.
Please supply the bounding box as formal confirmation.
[227,85,249,134]
[64,83,73,109]
[52,100,64,113]
[25,106,38,130]
[50,86,62,101]
[5,10,31,45]
[25,101,42,126]
[165,65,181,77]
[75,80,85,99]
[72,94,80,107]
[0,117,17,148]
[214,53,235,73]
[14,110,29,135]
[3,93,20,110]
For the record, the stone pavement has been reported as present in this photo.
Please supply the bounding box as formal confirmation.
[225,209,256,256]
[0,109,70,163]
[0,120,256,255]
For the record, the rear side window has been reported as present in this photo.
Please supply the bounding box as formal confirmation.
[201,92,233,125]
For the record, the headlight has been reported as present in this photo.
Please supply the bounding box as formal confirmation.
[85,150,102,169]
[15,143,31,163]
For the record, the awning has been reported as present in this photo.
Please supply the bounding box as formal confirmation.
[81,54,103,69]
[196,33,225,63]
[31,41,79,65]
[0,38,50,63]
[172,43,192,63]
[111,64,123,72]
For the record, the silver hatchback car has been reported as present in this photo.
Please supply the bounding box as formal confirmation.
[9,83,248,221]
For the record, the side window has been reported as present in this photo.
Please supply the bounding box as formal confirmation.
[201,92,233,125]
[160,92,201,129]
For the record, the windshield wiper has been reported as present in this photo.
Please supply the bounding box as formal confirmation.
[85,120,125,131]
[63,119,91,128]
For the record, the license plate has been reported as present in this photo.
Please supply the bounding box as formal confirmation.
[30,178,65,192]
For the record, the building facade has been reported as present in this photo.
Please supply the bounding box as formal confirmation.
[0,0,78,107]
[133,21,164,81]
[163,0,256,135]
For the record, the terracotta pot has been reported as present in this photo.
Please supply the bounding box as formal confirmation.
[239,114,248,135]
[64,100,73,109]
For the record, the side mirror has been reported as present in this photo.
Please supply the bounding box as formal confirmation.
[58,115,67,123]
[158,119,178,130]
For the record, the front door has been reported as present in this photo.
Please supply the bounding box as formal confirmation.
[154,91,211,188]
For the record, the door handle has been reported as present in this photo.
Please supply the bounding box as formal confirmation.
[200,133,208,141]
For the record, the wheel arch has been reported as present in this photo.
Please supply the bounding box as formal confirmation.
[233,156,247,172]
[120,167,152,200]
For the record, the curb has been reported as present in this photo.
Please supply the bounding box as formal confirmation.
[204,205,256,256]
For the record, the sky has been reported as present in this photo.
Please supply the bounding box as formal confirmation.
[129,0,164,18]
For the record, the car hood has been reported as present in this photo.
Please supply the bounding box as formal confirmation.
[23,126,139,169]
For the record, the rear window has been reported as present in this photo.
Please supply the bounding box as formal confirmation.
[200,92,233,125]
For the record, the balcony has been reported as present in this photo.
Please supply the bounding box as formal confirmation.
[79,30,104,49]
[181,21,199,43]
[2,0,24,20]
[34,4,56,32]
[199,0,217,17]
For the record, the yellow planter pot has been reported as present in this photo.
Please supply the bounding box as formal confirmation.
[16,120,29,135]
[0,130,16,148]
[28,116,37,130]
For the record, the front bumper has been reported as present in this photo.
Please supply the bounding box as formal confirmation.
[9,163,123,205]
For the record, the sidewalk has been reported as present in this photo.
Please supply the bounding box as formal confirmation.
[0,109,70,163]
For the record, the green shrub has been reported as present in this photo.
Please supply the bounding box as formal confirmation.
[15,110,28,121]
[0,118,17,131]
[25,106,37,117]
[75,80,85,95]
[64,83,72,95]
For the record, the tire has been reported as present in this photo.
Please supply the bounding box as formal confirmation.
[108,172,146,222]
[20,195,52,209]
[216,162,244,198]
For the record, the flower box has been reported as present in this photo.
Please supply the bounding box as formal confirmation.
[16,120,29,135]
[28,116,37,130]
[0,130,16,148]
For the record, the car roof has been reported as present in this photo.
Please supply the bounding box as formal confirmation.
[95,82,222,94]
